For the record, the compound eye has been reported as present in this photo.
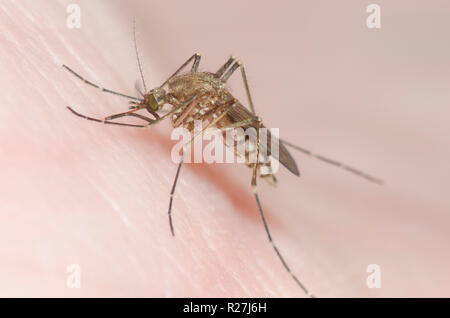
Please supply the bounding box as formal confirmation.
[148,94,159,111]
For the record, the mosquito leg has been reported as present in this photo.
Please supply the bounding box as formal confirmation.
[104,107,142,120]
[168,149,185,236]
[106,111,158,124]
[62,65,142,102]
[159,53,202,88]
[251,118,313,297]
[221,61,239,82]
[67,106,146,128]
[126,113,157,123]
[69,95,196,129]
[104,107,160,121]
[281,139,383,185]
[168,100,238,236]
[221,61,256,115]
[191,54,201,73]
[215,56,235,78]
[146,108,161,120]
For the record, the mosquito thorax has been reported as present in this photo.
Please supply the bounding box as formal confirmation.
[145,88,166,111]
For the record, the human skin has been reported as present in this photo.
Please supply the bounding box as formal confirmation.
[1,0,450,297]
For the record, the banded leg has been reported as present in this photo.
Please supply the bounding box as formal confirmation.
[159,53,202,88]
[67,95,197,129]
[191,54,201,73]
[105,108,159,123]
[105,102,160,120]
[215,56,235,78]
[281,139,383,185]
[68,105,153,127]
[252,118,314,297]
[168,100,238,236]
[67,106,147,128]
[62,65,141,102]
[168,149,185,236]
[220,60,256,115]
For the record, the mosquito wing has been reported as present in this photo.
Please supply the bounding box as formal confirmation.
[226,104,300,176]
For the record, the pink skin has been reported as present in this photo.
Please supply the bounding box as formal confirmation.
[1,0,450,297]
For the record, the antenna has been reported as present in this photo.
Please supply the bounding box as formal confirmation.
[133,17,147,92]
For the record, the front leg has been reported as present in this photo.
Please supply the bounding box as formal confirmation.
[250,118,313,297]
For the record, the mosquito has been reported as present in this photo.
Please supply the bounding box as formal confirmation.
[63,21,382,298]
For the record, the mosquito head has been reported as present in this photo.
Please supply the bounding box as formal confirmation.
[144,88,166,111]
